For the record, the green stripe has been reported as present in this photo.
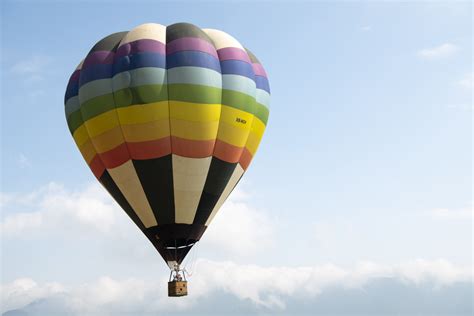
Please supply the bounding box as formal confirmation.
[67,109,84,134]
[254,102,269,125]
[69,83,268,133]
[168,83,221,104]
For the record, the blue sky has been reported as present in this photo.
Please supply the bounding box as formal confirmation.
[1,1,472,315]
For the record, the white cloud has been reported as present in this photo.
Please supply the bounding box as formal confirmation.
[431,206,473,220]
[457,72,473,90]
[17,153,32,169]
[0,182,118,236]
[10,56,51,77]
[1,259,472,314]
[360,25,372,31]
[417,43,459,60]
[203,188,275,257]
[1,183,275,259]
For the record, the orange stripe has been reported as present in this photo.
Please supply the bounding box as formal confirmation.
[128,138,172,160]
[89,155,106,179]
[239,147,253,170]
[171,136,215,158]
[213,139,243,163]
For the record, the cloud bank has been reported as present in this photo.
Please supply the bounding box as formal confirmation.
[1,259,472,315]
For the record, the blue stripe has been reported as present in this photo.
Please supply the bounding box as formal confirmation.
[79,64,112,87]
[166,51,221,73]
[220,60,255,81]
[256,76,270,93]
[64,80,79,103]
[113,52,166,75]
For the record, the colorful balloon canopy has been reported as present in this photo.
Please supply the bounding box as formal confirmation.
[64,23,270,266]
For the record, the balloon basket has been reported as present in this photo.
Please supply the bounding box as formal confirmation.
[168,280,188,297]
[168,264,188,297]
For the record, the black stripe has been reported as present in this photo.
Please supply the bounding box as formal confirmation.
[90,32,128,53]
[166,22,213,44]
[193,158,237,225]
[133,155,175,225]
[146,224,207,264]
[99,170,146,231]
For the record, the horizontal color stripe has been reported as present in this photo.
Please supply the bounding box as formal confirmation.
[65,96,80,117]
[78,139,95,163]
[113,52,165,74]
[213,139,244,163]
[117,101,169,125]
[99,142,129,169]
[113,67,166,91]
[170,119,219,140]
[252,63,268,78]
[217,47,251,63]
[167,37,218,59]
[217,122,252,147]
[254,102,269,125]
[167,66,221,88]
[89,125,124,153]
[169,101,220,122]
[121,119,170,142]
[82,51,115,69]
[84,110,118,138]
[116,39,166,58]
[65,80,79,102]
[239,147,253,170]
[79,78,113,104]
[220,60,255,80]
[79,64,112,87]
[222,74,256,96]
[113,84,168,107]
[167,23,213,44]
[73,124,89,147]
[90,155,106,179]
[128,138,171,159]
[256,89,270,108]
[256,76,270,93]
[168,84,222,104]
[171,137,215,158]
[166,51,220,72]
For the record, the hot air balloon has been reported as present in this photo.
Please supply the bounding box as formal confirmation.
[64,22,270,297]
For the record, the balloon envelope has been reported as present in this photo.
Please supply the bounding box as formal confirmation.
[64,23,270,266]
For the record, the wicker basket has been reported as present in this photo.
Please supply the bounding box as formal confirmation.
[168,281,188,297]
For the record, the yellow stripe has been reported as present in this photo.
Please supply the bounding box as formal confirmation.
[84,110,119,138]
[121,119,170,142]
[245,118,266,154]
[117,101,169,125]
[78,139,96,163]
[72,124,90,147]
[169,101,221,122]
[217,123,252,147]
[89,126,124,153]
[170,119,219,140]
[219,105,254,129]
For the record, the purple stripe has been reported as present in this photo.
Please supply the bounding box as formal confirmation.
[82,51,115,68]
[252,63,267,78]
[166,37,218,59]
[217,47,251,64]
[116,39,166,58]
[69,69,80,83]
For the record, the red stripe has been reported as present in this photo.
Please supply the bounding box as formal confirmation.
[171,136,215,158]
[89,155,106,179]
[213,140,243,163]
[128,138,171,160]
[239,148,253,170]
[99,143,130,169]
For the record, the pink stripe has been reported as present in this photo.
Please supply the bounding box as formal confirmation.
[252,63,267,78]
[217,47,251,64]
[166,37,218,59]
[116,39,166,58]
[83,51,115,68]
